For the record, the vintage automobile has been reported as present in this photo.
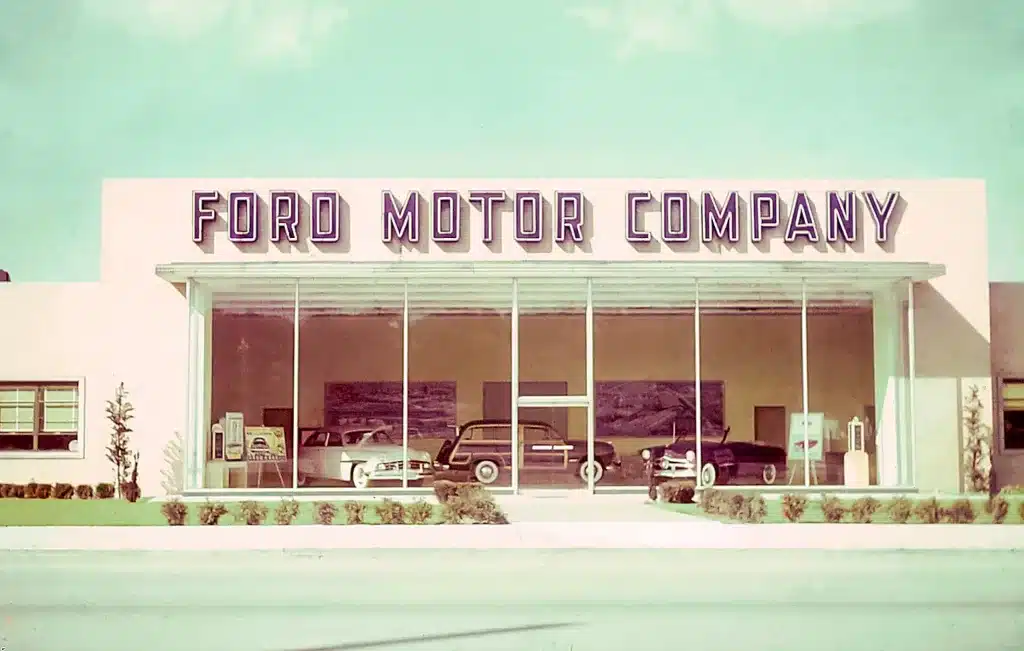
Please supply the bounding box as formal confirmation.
[639,426,787,487]
[646,445,737,499]
[434,419,622,485]
[296,425,434,488]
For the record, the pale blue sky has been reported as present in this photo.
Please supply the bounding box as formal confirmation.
[1,0,1020,281]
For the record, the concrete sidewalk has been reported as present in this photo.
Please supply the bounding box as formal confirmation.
[2,521,1023,551]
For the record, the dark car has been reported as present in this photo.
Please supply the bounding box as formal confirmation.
[640,426,787,487]
[434,419,622,486]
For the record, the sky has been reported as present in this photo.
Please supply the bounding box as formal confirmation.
[0,0,1021,281]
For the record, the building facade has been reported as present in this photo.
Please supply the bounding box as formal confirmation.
[1,178,1019,497]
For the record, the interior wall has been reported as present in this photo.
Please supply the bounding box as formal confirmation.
[210,311,875,442]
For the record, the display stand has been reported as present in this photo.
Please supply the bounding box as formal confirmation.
[250,456,287,488]
[785,412,824,486]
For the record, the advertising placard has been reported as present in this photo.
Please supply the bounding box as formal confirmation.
[244,426,287,461]
[787,412,825,462]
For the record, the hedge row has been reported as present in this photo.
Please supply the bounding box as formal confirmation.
[0,482,116,500]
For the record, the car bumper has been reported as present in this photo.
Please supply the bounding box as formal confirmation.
[369,465,435,482]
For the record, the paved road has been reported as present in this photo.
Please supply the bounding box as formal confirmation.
[1,549,1023,651]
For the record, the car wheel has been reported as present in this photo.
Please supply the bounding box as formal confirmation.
[762,463,778,485]
[578,459,605,484]
[699,462,718,487]
[351,463,370,489]
[474,460,500,485]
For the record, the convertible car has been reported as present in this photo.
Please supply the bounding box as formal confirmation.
[639,426,787,486]
[434,419,622,485]
[296,425,434,488]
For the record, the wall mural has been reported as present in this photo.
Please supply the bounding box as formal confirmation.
[595,381,725,438]
[324,381,457,439]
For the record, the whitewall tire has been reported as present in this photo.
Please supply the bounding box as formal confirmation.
[762,463,778,485]
[578,459,605,484]
[351,463,370,489]
[700,462,718,487]
[474,460,500,485]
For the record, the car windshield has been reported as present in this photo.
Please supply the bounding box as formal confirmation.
[347,429,396,446]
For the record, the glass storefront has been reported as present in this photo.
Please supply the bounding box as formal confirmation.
[185,264,917,493]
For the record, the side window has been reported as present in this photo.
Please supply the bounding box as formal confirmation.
[326,432,346,447]
[303,432,327,447]
[523,426,549,442]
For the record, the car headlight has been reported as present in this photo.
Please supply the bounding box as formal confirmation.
[375,463,386,471]
[685,450,696,462]
[641,449,651,460]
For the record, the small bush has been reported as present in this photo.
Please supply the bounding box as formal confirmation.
[913,497,943,524]
[197,501,229,526]
[53,483,75,500]
[1018,500,1024,523]
[236,501,268,525]
[943,498,976,524]
[273,499,301,525]
[0,483,20,498]
[433,479,460,504]
[740,495,767,523]
[698,488,725,514]
[375,498,406,525]
[34,484,53,499]
[74,484,94,500]
[95,483,115,499]
[886,496,914,523]
[987,496,1010,524]
[404,499,434,524]
[161,499,188,526]
[24,482,39,499]
[850,497,881,523]
[819,494,847,523]
[781,494,809,523]
[657,481,695,504]
[121,482,141,503]
[343,501,366,524]
[999,484,1024,495]
[440,487,508,524]
[313,501,338,525]
[725,493,749,520]
[9,484,25,498]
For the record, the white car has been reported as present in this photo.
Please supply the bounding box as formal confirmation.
[296,425,435,488]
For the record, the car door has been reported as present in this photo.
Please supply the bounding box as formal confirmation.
[325,431,348,480]
[298,431,328,478]
[519,425,570,471]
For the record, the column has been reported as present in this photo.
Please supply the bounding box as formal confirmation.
[186,279,213,490]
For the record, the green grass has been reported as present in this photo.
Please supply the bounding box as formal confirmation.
[0,499,445,526]
[657,498,1024,524]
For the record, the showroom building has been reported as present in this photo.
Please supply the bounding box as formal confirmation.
[1,177,1021,497]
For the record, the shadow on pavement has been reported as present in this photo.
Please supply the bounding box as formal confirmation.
[280,621,578,650]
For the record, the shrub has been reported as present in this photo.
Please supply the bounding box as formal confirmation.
[95,483,115,499]
[725,493,749,520]
[740,495,767,523]
[698,488,725,514]
[913,497,943,524]
[53,483,75,500]
[998,484,1024,495]
[34,484,53,499]
[850,497,881,523]
[404,499,434,524]
[197,501,229,526]
[74,484,94,500]
[1018,500,1024,523]
[781,494,809,523]
[236,501,268,525]
[9,485,25,498]
[656,481,695,504]
[273,499,301,525]
[120,480,141,504]
[440,486,508,524]
[313,501,338,525]
[375,498,406,525]
[433,479,460,504]
[885,497,914,523]
[0,484,20,498]
[161,499,188,526]
[943,498,976,524]
[987,496,1010,524]
[343,501,366,524]
[24,482,39,499]
[818,494,847,523]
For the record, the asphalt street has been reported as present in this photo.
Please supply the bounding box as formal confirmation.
[1,549,1023,651]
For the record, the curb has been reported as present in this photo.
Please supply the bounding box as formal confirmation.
[2,522,1023,551]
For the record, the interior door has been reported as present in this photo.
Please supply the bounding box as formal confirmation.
[754,406,787,448]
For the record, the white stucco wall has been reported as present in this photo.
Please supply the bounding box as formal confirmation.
[0,178,992,495]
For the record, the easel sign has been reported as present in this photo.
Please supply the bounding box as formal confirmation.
[786,412,825,485]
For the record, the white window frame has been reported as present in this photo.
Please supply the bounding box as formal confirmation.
[997,377,1024,455]
[0,379,85,459]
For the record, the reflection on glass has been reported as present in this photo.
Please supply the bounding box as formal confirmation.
[410,278,512,488]
[296,280,405,489]
[207,281,295,489]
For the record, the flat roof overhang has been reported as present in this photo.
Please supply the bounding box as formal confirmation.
[155,260,945,312]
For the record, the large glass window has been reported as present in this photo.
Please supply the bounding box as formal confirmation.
[410,277,512,488]
[206,281,295,489]
[1002,381,1024,451]
[296,279,404,490]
